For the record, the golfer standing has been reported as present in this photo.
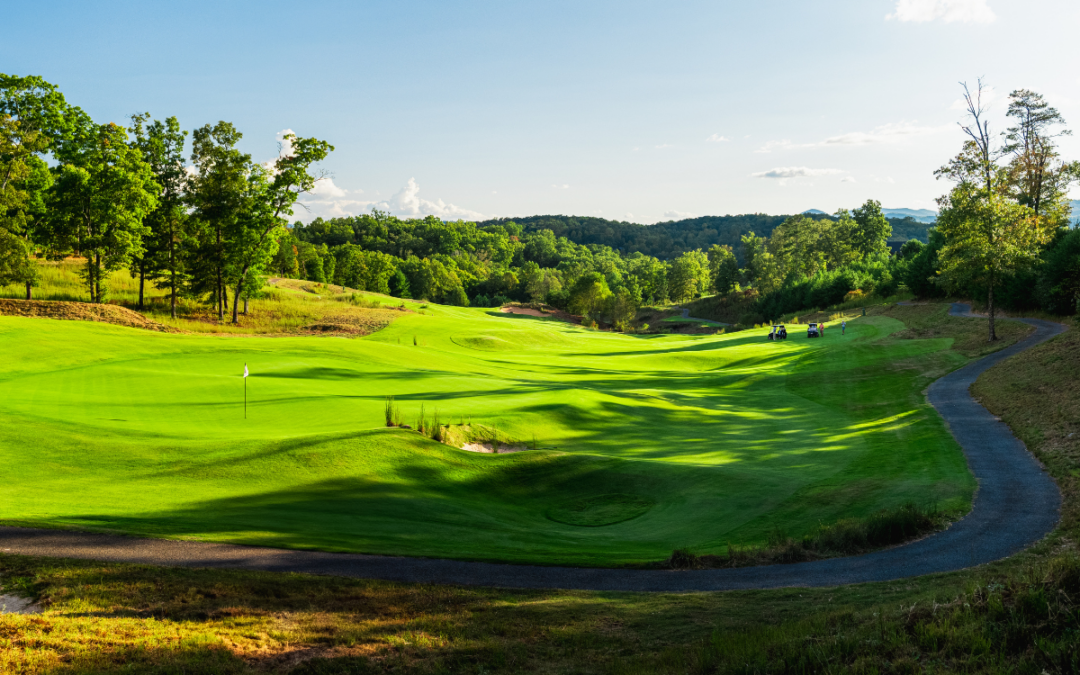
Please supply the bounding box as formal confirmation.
[842,320,847,335]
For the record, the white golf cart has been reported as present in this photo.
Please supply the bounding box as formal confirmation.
[807,323,821,338]
[768,325,788,340]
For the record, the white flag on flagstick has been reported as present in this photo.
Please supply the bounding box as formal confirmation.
[244,364,249,378]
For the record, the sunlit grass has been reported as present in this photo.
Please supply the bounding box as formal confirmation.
[0,288,1029,564]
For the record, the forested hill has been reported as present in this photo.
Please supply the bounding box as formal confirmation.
[477,213,932,261]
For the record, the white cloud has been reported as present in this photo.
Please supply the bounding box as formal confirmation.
[655,143,672,149]
[886,0,996,23]
[309,177,349,198]
[663,210,699,220]
[294,177,485,222]
[276,128,297,156]
[950,85,999,110]
[752,167,844,179]
[267,132,486,223]
[757,121,948,153]
[552,183,570,189]
[375,177,485,220]
[706,134,729,143]
[755,139,794,153]
[840,176,856,183]
[293,177,369,221]
[820,121,949,145]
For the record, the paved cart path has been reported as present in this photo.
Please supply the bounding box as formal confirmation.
[677,307,729,325]
[0,304,1064,591]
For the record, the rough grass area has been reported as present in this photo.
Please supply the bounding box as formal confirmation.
[0,260,412,336]
[4,547,1080,673]
[0,298,173,332]
[665,501,943,568]
[878,302,1034,358]
[973,317,1080,545]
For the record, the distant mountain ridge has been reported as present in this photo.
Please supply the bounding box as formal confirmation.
[803,207,936,223]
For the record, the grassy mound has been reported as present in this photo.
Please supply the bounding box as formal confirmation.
[0,298,173,332]
[546,493,655,527]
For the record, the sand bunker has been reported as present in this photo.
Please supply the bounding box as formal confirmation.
[499,306,548,318]
[462,442,526,454]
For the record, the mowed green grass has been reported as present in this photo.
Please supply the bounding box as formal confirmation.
[0,304,976,566]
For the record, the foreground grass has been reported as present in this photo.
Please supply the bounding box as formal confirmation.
[1,542,1078,673]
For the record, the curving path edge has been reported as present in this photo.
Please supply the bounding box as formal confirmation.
[0,304,1064,592]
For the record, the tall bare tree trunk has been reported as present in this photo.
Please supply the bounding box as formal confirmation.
[988,270,997,342]
[25,281,31,300]
[138,263,145,310]
[87,259,95,303]
[216,224,224,321]
[169,237,177,319]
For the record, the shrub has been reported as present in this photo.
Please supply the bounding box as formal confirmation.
[384,396,402,427]
[844,289,865,302]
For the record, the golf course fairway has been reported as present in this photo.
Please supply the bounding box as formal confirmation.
[0,305,976,566]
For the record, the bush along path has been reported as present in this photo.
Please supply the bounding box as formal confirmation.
[0,304,1064,592]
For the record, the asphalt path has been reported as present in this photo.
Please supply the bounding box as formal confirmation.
[0,303,1064,591]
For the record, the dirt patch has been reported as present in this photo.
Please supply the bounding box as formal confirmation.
[0,299,174,332]
[461,442,526,454]
[300,311,400,337]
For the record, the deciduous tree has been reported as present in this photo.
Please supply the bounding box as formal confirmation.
[47,122,158,302]
[223,132,333,323]
[130,113,188,316]
[936,81,1058,340]
[707,244,739,295]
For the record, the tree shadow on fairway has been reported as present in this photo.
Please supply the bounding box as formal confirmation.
[560,332,782,358]
[50,446,715,565]
[258,367,446,381]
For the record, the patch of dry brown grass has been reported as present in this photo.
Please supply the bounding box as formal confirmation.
[973,318,1080,538]
[0,299,174,332]
[0,552,959,674]
[876,302,1034,358]
[0,260,409,337]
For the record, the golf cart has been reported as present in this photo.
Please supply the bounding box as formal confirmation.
[768,325,787,340]
[807,323,820,338]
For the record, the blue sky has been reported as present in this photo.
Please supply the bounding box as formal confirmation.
[5,0,1079,223]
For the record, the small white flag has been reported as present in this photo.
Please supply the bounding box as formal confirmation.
[243,364,249,378]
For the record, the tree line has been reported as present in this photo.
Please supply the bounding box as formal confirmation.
[0,74,332,323]
[2,75,1076,335]
[733,85,1079,337]
[478,212,932,262]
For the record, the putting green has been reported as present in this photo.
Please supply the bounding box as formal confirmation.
[0,305,974,566]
